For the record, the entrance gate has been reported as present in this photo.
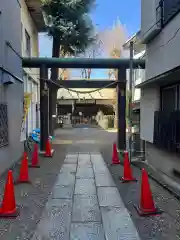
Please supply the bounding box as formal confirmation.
[22,57,145,153]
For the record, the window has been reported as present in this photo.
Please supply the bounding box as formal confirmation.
[161,85,178,113]
[25,29,31,56]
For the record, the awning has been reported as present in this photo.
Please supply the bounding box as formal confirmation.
[136,66,180,88]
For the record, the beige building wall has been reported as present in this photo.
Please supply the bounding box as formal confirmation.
[21,0,39,79]
[21,0,40,134]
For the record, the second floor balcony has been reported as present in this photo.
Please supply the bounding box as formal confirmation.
[160,0,180,26]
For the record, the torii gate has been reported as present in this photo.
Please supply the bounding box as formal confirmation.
[22,57,145,154]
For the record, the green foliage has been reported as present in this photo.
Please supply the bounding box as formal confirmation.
[41,0,96,55]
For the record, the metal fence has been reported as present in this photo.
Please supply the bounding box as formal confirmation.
[0,103,8,147]
[154,110,180,153]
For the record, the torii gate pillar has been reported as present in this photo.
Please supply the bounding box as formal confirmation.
[40,65,49,152]
[117,69,126,154]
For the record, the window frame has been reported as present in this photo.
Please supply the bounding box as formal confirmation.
[25,29,31,57]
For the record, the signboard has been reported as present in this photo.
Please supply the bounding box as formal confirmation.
[20,93,32,141]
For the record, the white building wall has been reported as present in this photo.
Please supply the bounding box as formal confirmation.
[140,86,160,143]
[141,0,180,80]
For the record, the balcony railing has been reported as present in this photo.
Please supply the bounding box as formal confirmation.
[153,110,180,153]
[160,0,180,26]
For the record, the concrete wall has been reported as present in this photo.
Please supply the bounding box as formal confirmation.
[141,0,180,80]
[0,0,24,174]
[146,142,180,181]
[141,0,160,43]
[140,86,160,143]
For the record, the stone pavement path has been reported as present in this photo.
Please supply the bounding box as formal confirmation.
[31,152,140,240]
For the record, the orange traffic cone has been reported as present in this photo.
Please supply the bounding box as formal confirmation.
[120,151,137,183]
[44,139,53,157]
[16,153,31,184]
[0,170,19,218]
[111,143,120,165]
[29,144,40,168]
[134,168,163,216]
[23,152,28,161]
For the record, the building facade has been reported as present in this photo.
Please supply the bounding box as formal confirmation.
[57,87,115,127]
[21,0,44,135]
[0,0,23,174]
[140,0,180,178]
[0,0,44,175]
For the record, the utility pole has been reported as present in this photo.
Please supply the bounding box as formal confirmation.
[129,41,134,162]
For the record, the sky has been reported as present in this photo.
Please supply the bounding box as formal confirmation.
[39,0,141,78]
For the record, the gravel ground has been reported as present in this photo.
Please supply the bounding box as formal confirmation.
[0,144,66,240]
[1,126,180,240]
[101,145,180,240]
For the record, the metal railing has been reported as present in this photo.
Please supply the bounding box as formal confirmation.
[153,110,180,153]
[160,0,180,26]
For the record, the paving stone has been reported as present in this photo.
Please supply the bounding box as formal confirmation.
[70,223,105,240]
[76,166,94,179]
[52,185,74,199]
[95,173,115,187]
[72,195,101,222]
[66,153,78,158]
[64,157,78,164]
[91,157,109,175]
[78,154,90,160]
[91,153,104,161]
[101,206,141,240]
[60,164,77,173]
[74,179,96,195]
[78,154,91,166]
[55,172,75,186]
[97,187,124,207]
[31,199,72,240]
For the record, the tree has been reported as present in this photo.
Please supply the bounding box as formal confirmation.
[41,0,96,134]
[108,47,121,80]
[98,19,127,128]
[80,38,103,80]
[99,18,127,57]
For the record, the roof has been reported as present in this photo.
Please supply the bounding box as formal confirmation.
[123,31,141,48]
[25,0,45,32]
[134,50,146,59]
[136,66,180,88]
